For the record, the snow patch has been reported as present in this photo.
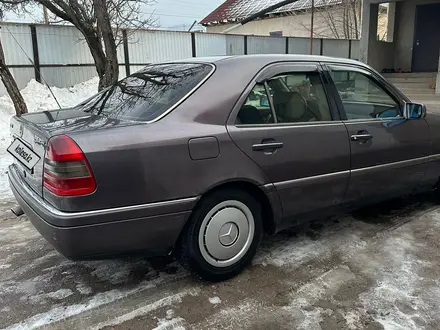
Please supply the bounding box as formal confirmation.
[1,275,44,299]
[197,300,262,330]
[255,235,329,267]
[254,217,368,267]
[166,309,175,319]
[209,296,221,305]
[0,78,98,119]
[294,307,328,330]
[46,288,73,300]
[153,317,187,330]
[76,283,93,295]
[3,251,58,280]
[6,289,135,330]
[431,212,440,227]
[343,310,362,330]
[28,289,74,304]
[280,265,356,329]
[90,289,199,330]
[359,234,429,330]
[4,270,189,330]
[0,216,42,246]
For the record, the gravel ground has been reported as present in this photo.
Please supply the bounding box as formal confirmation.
[1,194,440,330]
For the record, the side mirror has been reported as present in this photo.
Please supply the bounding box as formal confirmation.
[404,102,427,119]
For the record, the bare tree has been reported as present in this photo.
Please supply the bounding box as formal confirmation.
[35,0,156,90]
[376,5,389,41]
[0,34,28,115]
[0,0,156,115]
[291,0,362,39]
[0,1,28,115]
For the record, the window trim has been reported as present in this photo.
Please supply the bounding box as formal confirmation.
[264,81,278,124]
[324,63,405,122]
[229,62,339,128]
[148,62,216,123]
[234,120,345,129]
[78,62,216,124]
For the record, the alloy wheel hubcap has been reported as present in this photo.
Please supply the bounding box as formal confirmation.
[198,200,255,268]
[218,222,239,246]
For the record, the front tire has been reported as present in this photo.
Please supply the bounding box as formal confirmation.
[176,188,263,281]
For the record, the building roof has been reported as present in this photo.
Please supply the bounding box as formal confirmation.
[200,0,341,25]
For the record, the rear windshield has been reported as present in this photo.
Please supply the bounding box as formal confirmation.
[74,63,213,122]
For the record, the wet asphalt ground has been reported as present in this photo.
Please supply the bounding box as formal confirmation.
[1,194,440,330]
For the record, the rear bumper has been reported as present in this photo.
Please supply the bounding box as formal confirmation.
[8,164,195,260]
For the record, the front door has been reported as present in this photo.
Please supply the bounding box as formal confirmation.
[412,3,440,72]
[227,63,350,222]
[327,64,431,204]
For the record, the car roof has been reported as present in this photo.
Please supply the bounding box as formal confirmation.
[166,56,232,63]
[167,54,364,67]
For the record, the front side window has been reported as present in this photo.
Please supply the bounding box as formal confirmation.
[74,63,213,122]
[236,71,332,125]
[329,66,401,120]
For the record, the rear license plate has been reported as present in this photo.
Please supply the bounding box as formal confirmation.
[7,138,41,170]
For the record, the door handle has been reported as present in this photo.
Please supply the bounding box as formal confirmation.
[252,142,284,151]
[351,134,373,142]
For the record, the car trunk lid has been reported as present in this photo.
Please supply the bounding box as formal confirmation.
[9,115,50,198]
[9,108,138,198]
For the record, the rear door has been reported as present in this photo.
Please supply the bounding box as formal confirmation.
[227,62,350,221]
[325,64,432,204]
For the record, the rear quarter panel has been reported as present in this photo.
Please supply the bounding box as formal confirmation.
[48,122,272,212]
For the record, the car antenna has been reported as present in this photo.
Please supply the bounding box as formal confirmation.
[3,25,62,109]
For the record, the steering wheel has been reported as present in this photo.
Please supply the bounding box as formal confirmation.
[371,107,400,119]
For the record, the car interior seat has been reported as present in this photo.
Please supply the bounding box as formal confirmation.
[237,105,264,124]
[273,91,318,122]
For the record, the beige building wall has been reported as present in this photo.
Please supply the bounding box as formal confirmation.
[207,15,313,37]
[206,7,361,39]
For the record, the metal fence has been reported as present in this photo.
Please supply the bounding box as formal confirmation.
[0,22,360,96]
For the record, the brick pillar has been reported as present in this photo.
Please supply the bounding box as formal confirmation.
[386,2,396,42]
[359,0,371,64]
[360,0,379,66]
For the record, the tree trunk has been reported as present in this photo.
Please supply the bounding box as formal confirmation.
[326,9,340,39]
[343,5,348,39]
[0,36,27,116]
[81,27,108,90]
[351,0,359,39]
[37,0,120,91]
[357,0,362,39]
[344,1,350,39]
[94,0,119,90]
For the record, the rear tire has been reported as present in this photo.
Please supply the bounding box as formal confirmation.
[176,188,263,281]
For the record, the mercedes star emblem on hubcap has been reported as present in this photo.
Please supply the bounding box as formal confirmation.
[218,222,239,246]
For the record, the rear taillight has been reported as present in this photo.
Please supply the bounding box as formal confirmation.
[43,135,96,196]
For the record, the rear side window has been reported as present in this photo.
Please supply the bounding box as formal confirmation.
[75,63,213,122]
[237,83,274,125]
[236,71,332,125]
